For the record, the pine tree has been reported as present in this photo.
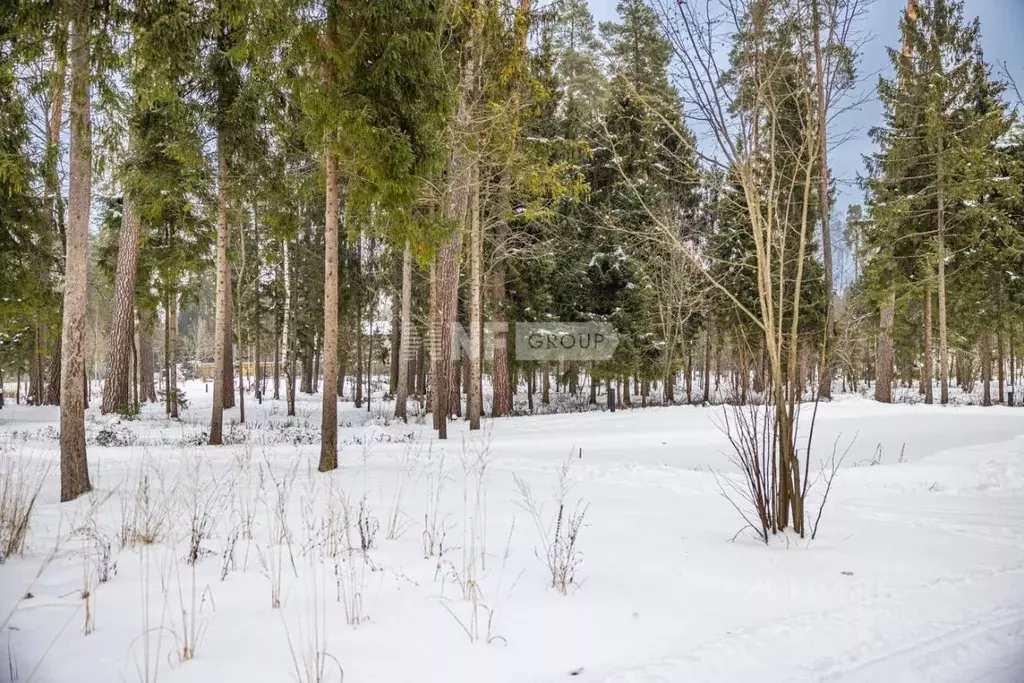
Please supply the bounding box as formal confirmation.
[867,0,1013,404]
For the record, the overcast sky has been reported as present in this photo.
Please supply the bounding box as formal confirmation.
[588,0,1024,220]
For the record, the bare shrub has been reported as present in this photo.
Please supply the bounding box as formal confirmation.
[514,455,588,595]
[713,403,778,543]
[713,402,850,544]
[173,550,213,661]
[0,452,50,561]
[260,455,299,609]
[334,488,371,626]
[179,456,228,565]
[422,443,450,558]
[385,441,420,540]
[118,457,173,548]
[356,496,378,553]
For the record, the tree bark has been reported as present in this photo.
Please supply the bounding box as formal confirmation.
[138,311,156,402]
[875,285,896,403]
[981,332,992,407]
[812,0,835,400]
[702,330,712,403]
[29,343,40,404]
[45,334,63,406]
[319,149,340,471]
[395,240,413,421]
[490,182,512,418]
[433,59,473,438]
[40,19,68,408]
[224,268,235,409]
[283,238,296,416]
[389,251,401,396]
[467,161,483,430]
[167,293,179,419]
[923,283,933,403]
[102,198,141,414]
[937,146,949,405]
[998,326,1005,404]
[59,0,92,502]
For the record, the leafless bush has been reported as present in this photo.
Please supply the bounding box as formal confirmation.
[713,403,778,543]
[260,456,299,609]
[386,442,420,540]
[713,403,850,544]
[234,443,263,541]
[118,458,173,548]
[179,456,228,565]
[76,504,118,585]
[173,550,213,661]
[805,435,854,541]
[422,444,450,558]
[0,452,50,561]
[333,488,371,626]
[220,525,239,581]
[514,455,588,595]
[356,496,378,553]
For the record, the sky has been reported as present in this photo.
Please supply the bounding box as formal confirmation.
[587,0,1024,222]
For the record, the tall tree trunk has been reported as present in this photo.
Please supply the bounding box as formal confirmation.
[389,251,401,396]
[224,268,235,409]
[273,321,280,400]
[998,326,1005,404]
[429,258,440,430]
[46,337,63,405]
[685,343,693,403]
[981,332,992,407]
[131,316,138,408]
[937,148,949,405]
[703,330,711,402]
[59,0,92,502]
[319,149,340,472]
[434,60,473,438]
[40,19,68,408]
[167,293,179,419]
[811,0,835,400]
[283,239,296,416]
[102,198,141,414]
[416,337,426,401]
[395,240,413,421]
[355,318,363,408]
[467,161,483,430]
[490,184,512,418]
[876,286,896,403]
[28,346,40,404]
[138,312,156,402]
[923,283,933,404]
[487,0,531,419]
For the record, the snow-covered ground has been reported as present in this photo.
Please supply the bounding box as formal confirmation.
[1,382,1023,682]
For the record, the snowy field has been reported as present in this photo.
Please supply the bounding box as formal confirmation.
[1,382,1023,682]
